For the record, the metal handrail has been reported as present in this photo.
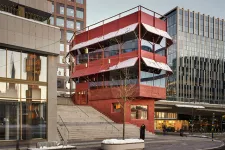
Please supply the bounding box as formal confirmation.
[69,5,167,44]
[58,115,69,135]
[100,116,119,131]
[75,105,89,117]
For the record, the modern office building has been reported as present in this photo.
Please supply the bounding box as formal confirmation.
[68,6,173,132]
[0,0,60,146]
[48,0,86,97]
[154,7,225,132]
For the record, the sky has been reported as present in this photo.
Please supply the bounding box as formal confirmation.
[86,0,225,26]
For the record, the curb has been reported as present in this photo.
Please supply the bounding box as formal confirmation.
[203,140,225,150]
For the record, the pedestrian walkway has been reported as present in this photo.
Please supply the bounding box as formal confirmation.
[74,135,224,150]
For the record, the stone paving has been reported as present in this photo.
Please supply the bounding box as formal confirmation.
[76,135,224,150]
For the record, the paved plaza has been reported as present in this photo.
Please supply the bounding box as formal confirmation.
[76,135,224,150]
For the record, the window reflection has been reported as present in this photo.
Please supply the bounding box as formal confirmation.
[0,49,6,77]
[56,17,64,27]
[67,6,74,17]
[76,8,84,19]
[67,31,74,42]
[131,105,147,120]
[7,51,20,79]
[56,3,64,15]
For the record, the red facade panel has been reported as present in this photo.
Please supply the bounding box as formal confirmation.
[155,18,167,31]
[141,50,154,59]
[118,12,138,29]
[154,54,167,63]
[74,12,139,45]
[141,11,167,31]
[139,85,166,99]
[76,82,89,91]
[88,26,103,40]
[88,59,103,68]
[141,12,154,27]
[89,99,155,132]
[75,32,88,44]
[119,50,138,62]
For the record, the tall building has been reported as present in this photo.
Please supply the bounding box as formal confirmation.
[154,7,225,132]
[0,0,60,146]
[48,0,86,97]
[68,6,173,132]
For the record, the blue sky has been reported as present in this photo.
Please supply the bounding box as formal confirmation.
[86,0,225,26]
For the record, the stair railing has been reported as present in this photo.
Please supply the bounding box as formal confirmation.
[100,116,120,138]
[58,115,69,144]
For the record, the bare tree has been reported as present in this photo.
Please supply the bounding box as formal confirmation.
[115,67,138,140]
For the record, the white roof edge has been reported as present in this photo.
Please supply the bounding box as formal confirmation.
[142,23,172,40]
[71,23,139,51]
[175,104,205,109]
[0,11,60,29]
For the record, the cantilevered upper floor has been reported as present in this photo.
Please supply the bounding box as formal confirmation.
[67,6,173,103]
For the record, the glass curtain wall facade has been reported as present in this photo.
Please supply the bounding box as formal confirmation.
[0,48,47,140]
[49,0,86,96]
[166,8,225,104]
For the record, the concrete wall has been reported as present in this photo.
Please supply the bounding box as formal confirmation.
[9,0,52,14]
[47,56,58,141]
[0,11,60,55]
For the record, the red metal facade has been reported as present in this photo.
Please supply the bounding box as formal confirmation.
[68,6,172,133]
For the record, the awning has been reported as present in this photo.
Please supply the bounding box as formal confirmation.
[142,57,172,73]
[106,57,138,71]
[71,57,138,78]
[142,23,173,43]
[142,57,161,70]
[175,104,205,109]
[71,65,103,78]
[71,23,138,51]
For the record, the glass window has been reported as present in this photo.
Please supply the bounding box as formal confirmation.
[21,53,28,80]
[112,103,121,112]
[66,69,69,76]
[0,82,20,99]
[56,3,64,15]
[7,51,20,79]
[51,2,54,13]
[65,80,70,89]
[57,68,64,76]
[67,19,74,29]
[0,49,6,77]
[56,17,64,27]
[67,31,74,42]
[66,45,70,52]
[60,43,64,52]
[76,0,84,4]
[76,21,84,30]
[0,101,20,140]
[50,16,54,25]
[59,56,64,64]
[60,29,64,41]
[57,78,64,89]
[131,105,147,120]
[38,56,47,82]
[67,6,74,17]
[76,8,84,19]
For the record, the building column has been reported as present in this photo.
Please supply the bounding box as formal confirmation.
[5,105,9,140]
[17,103,20,140]
[47,56,57,141]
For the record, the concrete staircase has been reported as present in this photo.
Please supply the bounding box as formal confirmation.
[57,105,154,142]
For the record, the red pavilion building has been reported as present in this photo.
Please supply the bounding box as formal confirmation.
[68,6,173,132]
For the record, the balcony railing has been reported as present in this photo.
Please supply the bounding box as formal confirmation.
[89,79,138,88]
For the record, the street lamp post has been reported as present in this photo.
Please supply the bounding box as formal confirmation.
[212,112,215,141]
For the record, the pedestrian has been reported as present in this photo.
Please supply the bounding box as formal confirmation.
[180,128,183,137]
[162,124,166,135]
